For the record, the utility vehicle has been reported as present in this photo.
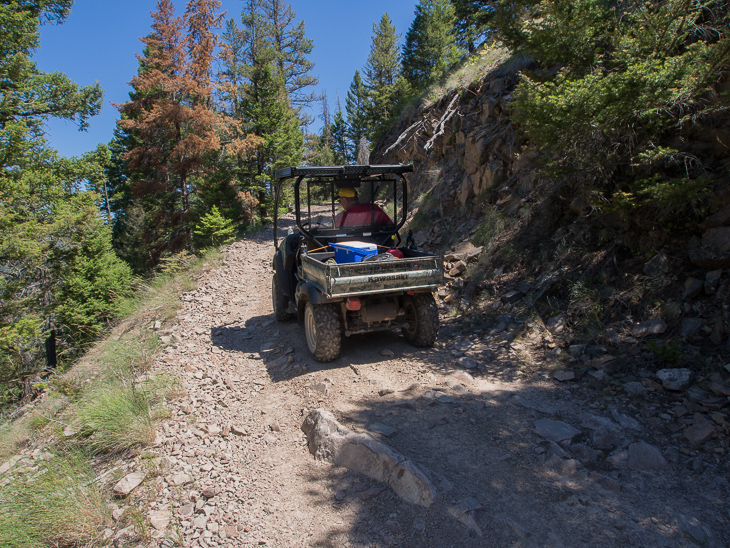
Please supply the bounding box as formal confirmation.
[271,165,444,361]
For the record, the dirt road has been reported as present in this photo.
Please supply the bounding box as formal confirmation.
[149,218,728,547]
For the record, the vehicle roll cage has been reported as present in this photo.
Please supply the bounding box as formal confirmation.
[273,164,413,250]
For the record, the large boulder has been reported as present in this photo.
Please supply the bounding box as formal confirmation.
[301,409,443,507]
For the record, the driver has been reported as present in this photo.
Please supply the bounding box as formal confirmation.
[335,188,393,227]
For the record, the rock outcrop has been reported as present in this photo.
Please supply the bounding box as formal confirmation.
[301,408,443,507]
[373,54,730,352]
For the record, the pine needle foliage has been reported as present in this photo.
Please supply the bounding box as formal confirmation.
[495,0,730,211]
[402,0,466,92]
[363,13,410,141]
[194,205,237,247]
[345,70,369,157]
[0,1,133,401]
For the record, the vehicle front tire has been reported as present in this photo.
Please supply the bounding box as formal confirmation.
[401,293,439,347]
[272,274,293,321]
[304,301,342,362]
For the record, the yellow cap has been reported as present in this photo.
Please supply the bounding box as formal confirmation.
[338,188,356,198]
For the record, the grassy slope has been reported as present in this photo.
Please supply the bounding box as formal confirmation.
[0,248,222,547]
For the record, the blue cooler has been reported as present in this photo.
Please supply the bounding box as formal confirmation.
[331,241,378,263]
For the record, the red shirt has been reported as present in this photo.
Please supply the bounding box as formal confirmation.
[335,203,393,227]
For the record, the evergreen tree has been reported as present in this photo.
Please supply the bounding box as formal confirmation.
[221,0,303,222]
[82,144,113,222]
[185,0,224,93]
[0,1,132,395]
[213,18,266,227]
[116,0,227,263]
[260,0,317,113]
[0,1,102,139]
[450,0,496,53]
[402,0,465,91]
[362,13,407,140]
[331,97,349,164]
[194,205,236,247]
[315,92,336,165]
[319,91,333,149]
[106,117,149,272]
[344,70,369,160]
[302,132,326,165]
[495,0,730,212]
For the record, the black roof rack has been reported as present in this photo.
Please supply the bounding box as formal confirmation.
[274,164,413,180]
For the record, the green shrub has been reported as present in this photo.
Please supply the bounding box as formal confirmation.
[607,175,711,230]
[54,210,137,345]
[495,0,729,202]
[647,339,681,367]
[194,205,236,248]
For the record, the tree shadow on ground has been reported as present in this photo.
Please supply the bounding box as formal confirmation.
[297,379,726,548]
[209,292,726,547]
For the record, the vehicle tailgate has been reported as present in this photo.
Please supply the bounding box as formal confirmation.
[302,253,443,298]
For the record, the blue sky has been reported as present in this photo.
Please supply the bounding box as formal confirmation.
[35,0,419,159]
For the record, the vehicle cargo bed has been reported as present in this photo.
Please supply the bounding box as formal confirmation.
[301,250,443,298]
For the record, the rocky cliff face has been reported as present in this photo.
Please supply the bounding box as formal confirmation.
[373,57,527,233]
[372,55,730,361]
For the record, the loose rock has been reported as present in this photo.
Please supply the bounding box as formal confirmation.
[457,356,478,369]
[623,382,647,397]
[627,441,669,471]
[656,368,692,391]
[553,370,575,382]
[630,319,667,337]
[534,419,582,445]
[113,472,145,496]
[684,414,716,445]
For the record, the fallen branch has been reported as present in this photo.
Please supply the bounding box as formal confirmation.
[382,118,425,156]
[424,94,460,152]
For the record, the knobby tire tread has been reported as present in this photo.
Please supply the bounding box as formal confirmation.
[272,274,293,321]
[306,303,342,362]
[402,293,439,347]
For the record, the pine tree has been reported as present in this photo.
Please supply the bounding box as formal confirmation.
[0,1,132,392]
[82,144,113,222]
[116,0,225,262]
[221,0,303,223]
[450,0,496,54]
[185,0,224,92]
[319,91,334,149]
[0,1,102,153]
[194,205,236,247]
[496,0,730,193]
[345,70,369,160]
[402,0,465,91]
[260,0,317,113]
[315,92,336,165]
[331,97,349,164]
[362,14,406,140]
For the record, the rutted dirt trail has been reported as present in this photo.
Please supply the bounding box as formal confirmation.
[148,218,728,547]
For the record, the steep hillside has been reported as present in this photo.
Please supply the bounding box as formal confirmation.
[373,52,730,379]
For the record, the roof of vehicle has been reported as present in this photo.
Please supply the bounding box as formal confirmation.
[273,164,413,180]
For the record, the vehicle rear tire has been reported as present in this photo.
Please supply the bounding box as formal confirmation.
[401,293,439,347]
[272,274,293,321]
[304,301,342,362]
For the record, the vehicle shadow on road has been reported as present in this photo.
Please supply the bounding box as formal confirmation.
[211,309,555,386]
[211,313,427,383]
